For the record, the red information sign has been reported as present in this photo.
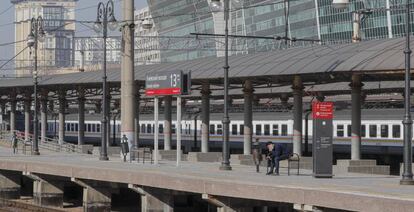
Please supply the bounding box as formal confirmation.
[312,102,334,120]
[145,88,182,96]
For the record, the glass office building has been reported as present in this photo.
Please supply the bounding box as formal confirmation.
[147,0,414,62]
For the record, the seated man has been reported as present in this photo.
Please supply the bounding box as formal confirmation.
[265,141,289,175]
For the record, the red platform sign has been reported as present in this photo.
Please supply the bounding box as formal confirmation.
[312,102,334,120]
[145,88,182,96]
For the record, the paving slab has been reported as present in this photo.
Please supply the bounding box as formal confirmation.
[0,147,413,212]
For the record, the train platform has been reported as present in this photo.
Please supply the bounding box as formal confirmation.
[0,146,413,211]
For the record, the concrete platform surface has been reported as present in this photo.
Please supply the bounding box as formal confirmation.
[0,147,413,212]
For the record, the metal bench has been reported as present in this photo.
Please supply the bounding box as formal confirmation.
[129,146,153,164]
[266,153,300,176]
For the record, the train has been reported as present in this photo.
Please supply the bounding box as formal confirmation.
[41,108,408,156]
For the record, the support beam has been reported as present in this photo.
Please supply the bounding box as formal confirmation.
[58,91,66,145]
[129,184,173,212]
[350,74,363,160]
[243,80,254,155]
[121,0,136,151]
[292,76,304,156]
[0,170,21,199]
[201,83,211,153]
[202,194,256,212]
[72,178,111,212]
[164,96,172,150]
[24,93,31,142]
[40,90,48,143]
[25,172,64,208]
[78,87,85,146]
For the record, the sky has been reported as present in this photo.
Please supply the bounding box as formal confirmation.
[0,0,148,72]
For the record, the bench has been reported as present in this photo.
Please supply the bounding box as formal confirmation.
[266,153,300,176]
[129,146,153,164]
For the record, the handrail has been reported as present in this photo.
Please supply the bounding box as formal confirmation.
[4,130,82,154]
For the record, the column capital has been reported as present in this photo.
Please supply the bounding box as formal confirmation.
[291,76,304,91]
[349,74,364,89]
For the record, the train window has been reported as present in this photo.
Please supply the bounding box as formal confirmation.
[264,124,270,136]
[361,125,366,137]
[159,124,163,134]
[369,125,377,138]
[392,125,401,138]
[347,125,351,137]
[146,124,151,133]
[70,123,75,132]
[232,124,238,135]
[337,125,344,137]
[92,124,96,132]
[239,124,244,135]
[217,124,223,135]
[172,124,176,134]
[255,124,262,136]
[152,125,155,133]
[87,124,92,132]
[281,125,288,136]
[141,124,146,134]
[75,123,78,132]
[210,125,215,134]
[96,124,101,133]
[272,125,279,136]
[66,123,70,131]
[380,125,389,138]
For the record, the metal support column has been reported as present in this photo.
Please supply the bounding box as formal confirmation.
[350,74,362,160]
[24,95,31,142]
[134,93,140,148]
[78,88,85,146]
[58,92,66,145]
[177,96,182,166]
[292,76,303,156]
[164,96,172,150]
[243,80,253,155]
[40,92,48,143]
[9,94,16,134]
[401,0,414,185]
[201,83,211,153]
[120,0,136,151]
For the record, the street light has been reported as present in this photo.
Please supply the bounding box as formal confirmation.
[94,0,118,161]
[27,16,45,156]
[332,0,414,185]
[210,0,232,171]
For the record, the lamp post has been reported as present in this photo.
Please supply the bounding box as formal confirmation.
[210,0,232,170]
[27,16,45,156]
[332,0,414,185]
[94,0,118,161]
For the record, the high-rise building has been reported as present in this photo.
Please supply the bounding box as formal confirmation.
[146,0,413,62]
[135,7,161,65]
[11,0,77,76]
